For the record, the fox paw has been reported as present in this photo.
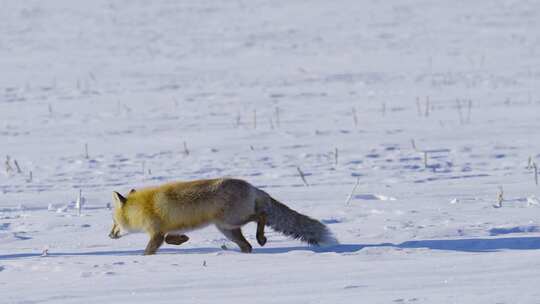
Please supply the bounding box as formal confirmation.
[165,234,189,245]
[257,236,267,246]
[240,245,253,253]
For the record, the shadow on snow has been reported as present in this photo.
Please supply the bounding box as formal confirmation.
[2,236,540,260]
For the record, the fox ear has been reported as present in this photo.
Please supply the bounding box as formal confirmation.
[112,191,127,208]
[129,189,136,195]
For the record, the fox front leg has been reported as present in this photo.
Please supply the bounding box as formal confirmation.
[144,233,165,255]
[109,222,121,239]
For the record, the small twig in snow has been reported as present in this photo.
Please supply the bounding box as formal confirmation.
[494,186,504,208]
[13,160,22,173]
[296,166,309,186]
[345,177,361,205]
[183,141,190,156]
[76,189,84,216]
[534,162,538,186]
[5,156,13,175]
[352,107,358,128]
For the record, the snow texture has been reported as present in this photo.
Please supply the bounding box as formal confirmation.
[1,0,540,303]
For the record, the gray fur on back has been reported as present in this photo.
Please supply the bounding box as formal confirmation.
[257,194,337,246]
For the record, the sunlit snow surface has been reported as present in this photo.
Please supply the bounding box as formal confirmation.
[1,1,540,303]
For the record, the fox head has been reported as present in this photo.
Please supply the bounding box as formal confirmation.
[109,189,136,239]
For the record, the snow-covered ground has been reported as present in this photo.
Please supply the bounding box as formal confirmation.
[2,0,540,302]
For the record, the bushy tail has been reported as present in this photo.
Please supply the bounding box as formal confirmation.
[257,194,337,246]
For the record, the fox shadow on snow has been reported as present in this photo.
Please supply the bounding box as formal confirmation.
[2,236,540,260]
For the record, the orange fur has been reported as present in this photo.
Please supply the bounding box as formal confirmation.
[113,179,231,235]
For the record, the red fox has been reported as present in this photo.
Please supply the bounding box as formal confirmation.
[109,178,336,255]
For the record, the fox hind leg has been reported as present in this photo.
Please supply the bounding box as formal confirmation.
[165,234,189,245]
[218,227,252,253]
[144,233,165,255]
[256,212,267,246]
